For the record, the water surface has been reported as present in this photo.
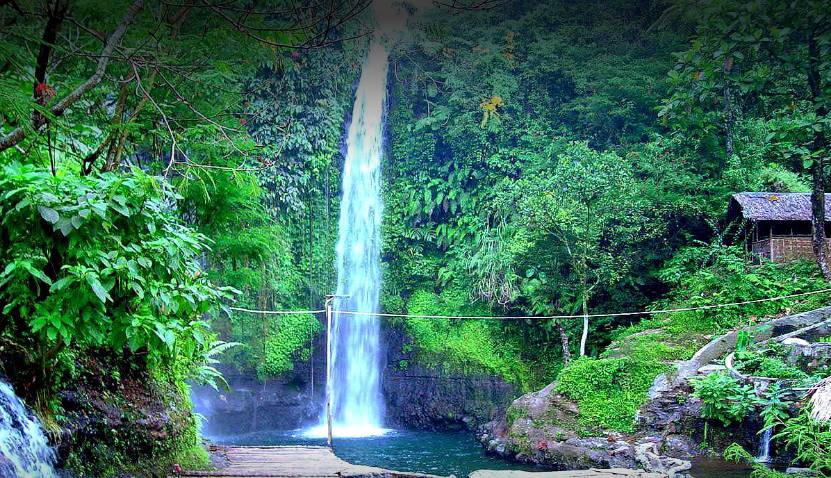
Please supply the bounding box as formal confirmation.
[209,429,754,478]
[209,429,540,477]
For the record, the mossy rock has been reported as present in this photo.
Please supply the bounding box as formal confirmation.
[56,351,210,477]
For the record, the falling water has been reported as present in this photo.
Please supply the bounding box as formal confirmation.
[756,427,772,463]
[0,379,58,478]
[325,37,390,437]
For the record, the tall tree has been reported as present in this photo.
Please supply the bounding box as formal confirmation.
[518,142,652,357]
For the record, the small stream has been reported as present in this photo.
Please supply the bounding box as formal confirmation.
[0,379,58,478]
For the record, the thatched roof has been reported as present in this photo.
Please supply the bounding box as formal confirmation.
[809,376,831,422]
[728,192,831,222]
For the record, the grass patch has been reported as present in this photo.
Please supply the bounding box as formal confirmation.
[555,336,676,433]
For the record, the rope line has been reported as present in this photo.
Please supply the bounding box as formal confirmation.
[228,306,326,315]
[227,288,831,320]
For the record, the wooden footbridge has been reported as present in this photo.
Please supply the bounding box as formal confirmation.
[176,445,444,478]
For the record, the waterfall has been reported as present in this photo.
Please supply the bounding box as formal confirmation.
[756,427,772,463]
[0,379,59,478]
[301,0,408,441]
[328,37,390,437]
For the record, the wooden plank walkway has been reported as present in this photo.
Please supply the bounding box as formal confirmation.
[177,446,445,478]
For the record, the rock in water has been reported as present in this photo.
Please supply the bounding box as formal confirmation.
[470,469,668,478]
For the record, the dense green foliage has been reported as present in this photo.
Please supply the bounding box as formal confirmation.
[0,163,233,395]
[380,1,689,377]
[396,288,535,389]
[692,372,757,426]
[734,348,810,380]
[378,0,828,395]
[2,0,831,473]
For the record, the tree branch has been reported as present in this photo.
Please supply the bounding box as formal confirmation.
[0,0,144,153]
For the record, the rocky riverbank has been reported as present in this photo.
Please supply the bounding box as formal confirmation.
[477,383,694,477]
[477,308,831,476]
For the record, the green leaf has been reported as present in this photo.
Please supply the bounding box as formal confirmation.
[2,262,18,277]
[86,276,110,303]
[15,198,31,211]
[23,263,52,285]
[50,277,74,292]
[111,202,130,216]
[38,205,59,224]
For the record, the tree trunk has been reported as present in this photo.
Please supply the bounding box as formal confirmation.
[0,0,143,152]
[34,0,69,96]
[579,259,589,357]
[722,57,735,159]
[808,29,830,280]
[557,319,571,366]
[811,158,829,279]
[723,83,734,158]
[579,287,589,357]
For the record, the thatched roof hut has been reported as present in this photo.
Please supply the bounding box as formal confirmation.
[727,192,831,262]
[728,192,831,222]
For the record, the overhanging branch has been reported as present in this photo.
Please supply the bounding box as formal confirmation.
[0,0,144,153]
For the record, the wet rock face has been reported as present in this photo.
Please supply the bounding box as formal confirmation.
[382,365,516,430]
[381,327,518,431]
[191,349,326,436]
[55,352,192,469]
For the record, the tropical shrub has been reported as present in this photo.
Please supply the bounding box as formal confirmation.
[734,350,809,380]
[0,163,234,389]
[775,406,831,475]
[691,372,757,426]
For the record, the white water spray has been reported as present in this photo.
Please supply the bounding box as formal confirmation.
[0,379,58,478]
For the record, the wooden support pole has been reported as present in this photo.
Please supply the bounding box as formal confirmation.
[325,296,334,449]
